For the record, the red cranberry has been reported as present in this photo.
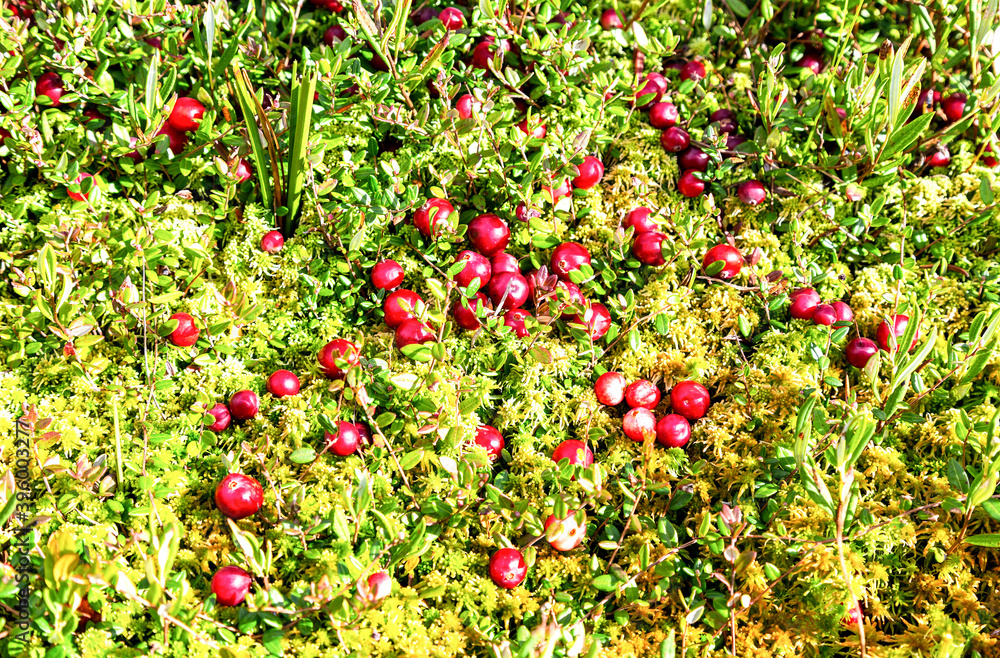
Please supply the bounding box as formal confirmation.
[726,134,747,150]
[789,288,821,320]
[212,566,252,606]
[709,109,737,133]
[471,41,499,69]
[384,289,424,328]
[702,244,743,278]
[168,312,199,347]
[82,107,107,125]
[623,407,656,441]
[36,73,65,106]
[655,414,691,448]
[680,61,706,81]
[475,425,505,460]
[552,439,593,467]
[572,156,604,190]
[516,202,541,222]
[917,89,940,114]
[145,36,163,48]
[395,319,436,348]
[845,337,878,368]
[491,252,519,276]
[574,302,611,340]
[267,370,300,397]
[489,548,527,588]
[456,94,479,119]
[599,8,624,29]
[155,122,188,154]
[678,148,710,172]
[737,180,767,206]
[550,242,591,281]
[168,97,205,133]
[595,372,626,405]
[488,272,530,310]
[229,390,260,421]
[0,127,10,142]
[982,144,999,167]
[372,259,404,290]
[503,309,532,337]
[670,381,710,420]
[467,214,510,257]
[649,102,679,129]
[926,147,950,168]
[551,280,585,318]
[67,173,94,202]
[324,25,347,45]
[660,127,690,152]
[632,231,667,265]
[413,198,456,238]
[454,250,492,289]
[545,511,586,551]
[516,117,547,139]
[941,93,966,123]
[326,421,361,456]
[795,51,824,74]
[359,571,391,602]
[318,338,360,378]
[625,380,660,409]
[678,171,705,197]
[234,159,252,183]
[215,473,264,520]
[843,604,863,627]
[625,207,658,233]
[831,301,853,322]
[635,72,667,108]
[438,7,464,29]
[412,6,438,23]
[543,178,573,203]
[453,292,489,330]
[260,230,285,253]
[207,403,231,432]
[876,314,917,353]
[813,304,837,326]
[355,422,373,445]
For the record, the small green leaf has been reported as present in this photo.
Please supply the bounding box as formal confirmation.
[289,448,316,464]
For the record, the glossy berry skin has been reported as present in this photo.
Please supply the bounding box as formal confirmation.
[489,548,527,588]
[323,25,347,45]
[233,159,252,183]
[796,52,824,74]
[550,242,591,281]
[625,207,658,233]
[207,403,231,432]
[467,214,510,257]
[455,94,479,119]
[471,40,498,69]
[709,109,737,133]
[543,178,573,203]
[649,102,678,129]
[454,250,492,289]
[595,372,627,406]
[488,272,530,310]
[36,73,65,106]
[636,72,668,108]
[625,380,661,410]
[551,280,585,319]
[503,309,532,338]
[599,8,624,29]
[155,122,188,154]
[67,173,93,202]
[355,422,373,445]
[678,171,705,197]
[843,604,863,627]
[876,314,918,353]
[395,319,436,349]
[544,511,586,551]
[474,425,505,460]
[737,180,767,206]
[660,127,690,152]
[845,338,878,368]
[516,202,541,223]
[926,148,950,168]
[491,252,519,276]
[383,289,424,328]
[680,61,707,81]
[917,89,940,114]
[575,302,611,340]
[453,293,489,330]
[267,370,300,397]
[516,118,547,139]
[229,390,260,421]
[632,231,667,266]
[438,7,464,29]
[552,440,593,467]
[260,230,285,253]
[702,245,743,278]
[215,473,264,520]
[168,312,200,347]
[372,260,404,290]
[623,407,656,441]
[212,566,252,607]
[326,421,361,456]
[726,134,747,150]
[831,301,853,322]
[678,148,710,172]
[656,414,691,448]
[670,381,710,420]
[318,338,360,379]
[812,304,837,326]
[359,572,392,603]
[789,288,821,320]
[168,97,206,133]
[572,156,604,190]
[413,198,455,238]
[941,93,966,123]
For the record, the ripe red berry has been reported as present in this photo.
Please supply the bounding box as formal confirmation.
[467,214,510,257]
[544,511,587,551]
[438,7,464,29]
[212,566,252,607]
[168,97,206,133]
[413,198,456,238]
[168,312,200,347]
[574,302,611,340]
[656,414,691,448]
[635,72,667,108]
[916,89,940,113]
[83,107,107,125]
[649,102,679,129]
[516,117,547,139]
[516,202,541,223]
[660,127,690,152]
[625,380,661,410]
[543,178,573,203]
[670,381,710,420]
[709,109,737,133]
[789,288,821,319]
[599,8,624,29]
[372,259,404,290]
[503,308,532,338]
[813,304,837,326]
[680,61,707,81]
[982,144,998,168]
[489,548,527,588]
[267,370,300,397]
[550,242,591,281]
[876,314,918,353]
[326,420,361,456]
[324,25,347,46]
[475,425,505,460]
[632,231,667,266]
[552,439,593,467]
[260,230,284,253]
[471,40,499,69]
[595,372,627,406]
[845,337,878,368]
[843,604,863,627]
[453,293,489,330]
[678,171,705,197]
[155,122,188,154]
[488,272,530,310]
[215,473,264,520]
[625,207,658,233]
[831,301,853,322]
[941,93,966,123]
[65,173,93,202]
[207,403,231,432]
[318,338,360,379]
[737,180,767,206]
[355,422,373,445]
[795,51,824,74]
[678,148,710,172]
[490,252,519,276]
[395,319,436,348]
[572,156,604,190]
[454,250,492,289]
[383,289,424,328]
[623,407,656,441]
[550,280,585,319]
[229,390,260,421]
[36,72,65,106]
[926,147,950,168]
[233,159,252,183]
[702,244,743,278]
[455,94,479,119]
[726,134,747,150]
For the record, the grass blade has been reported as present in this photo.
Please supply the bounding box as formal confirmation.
[230,66,276,214]
[286,64,318,237]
